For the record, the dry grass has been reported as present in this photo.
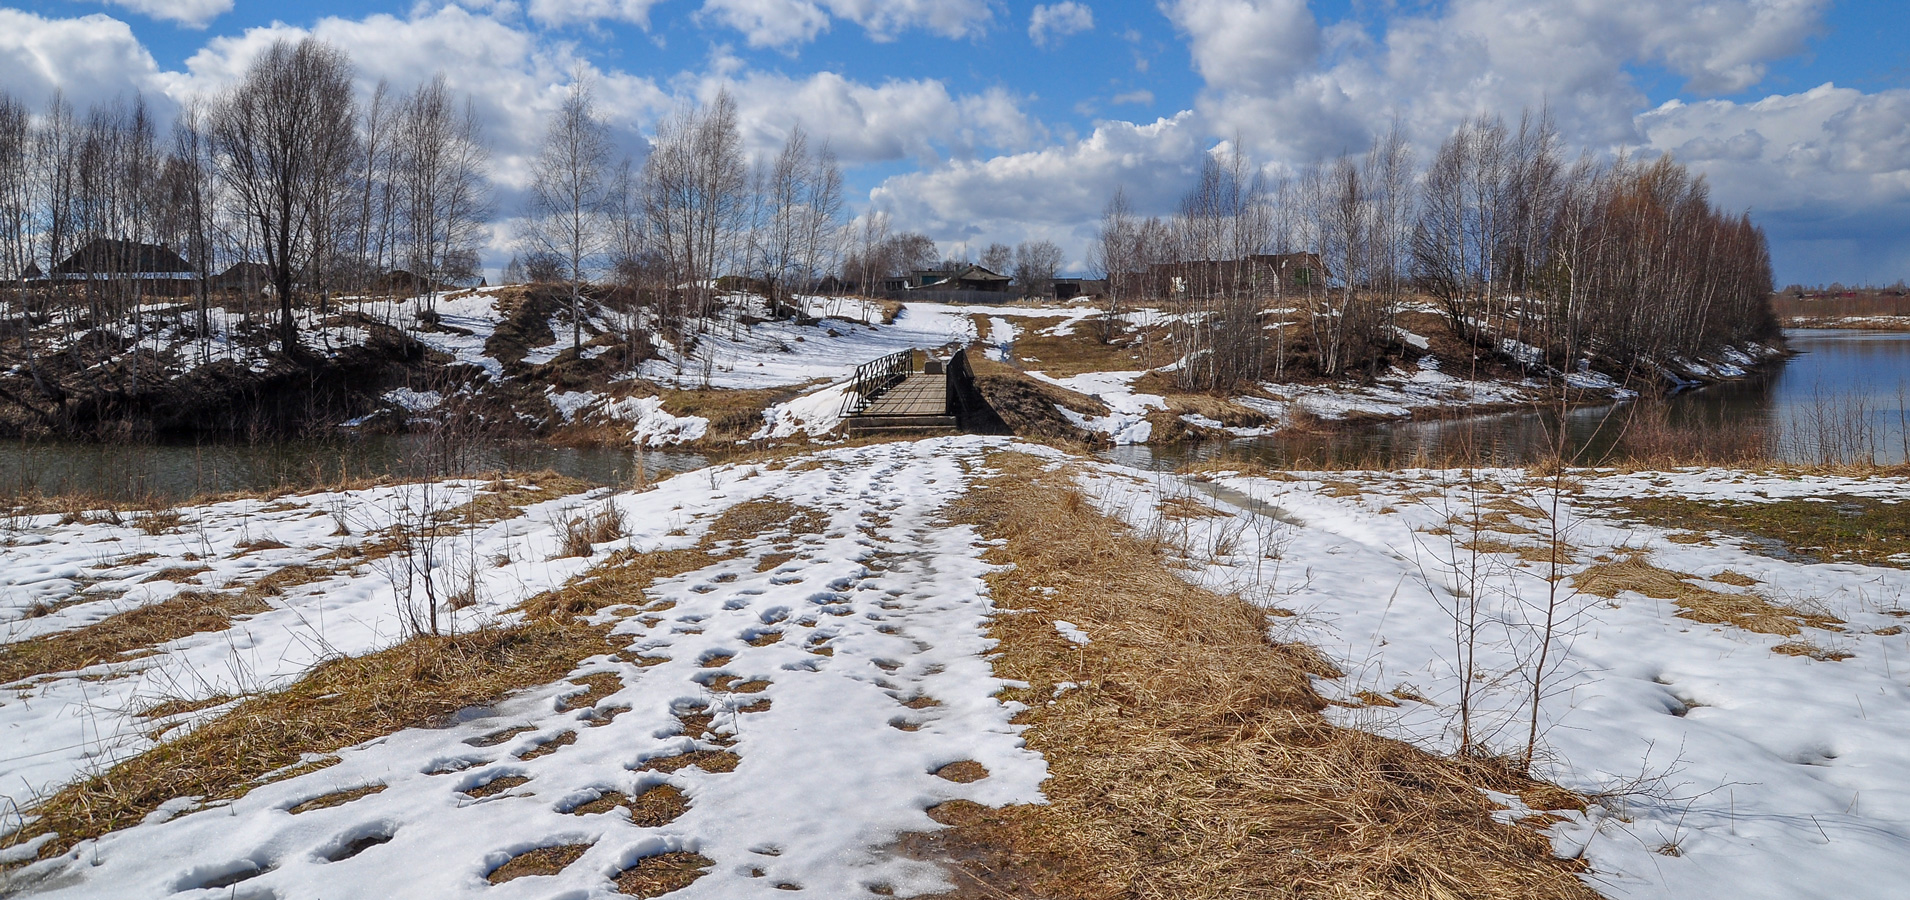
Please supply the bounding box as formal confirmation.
[1572,555,1842,635]
[133,694,234,719]
[1601,493,1910,568]
[966,356,1107,447]
[0,590,273,686]
[287,783,386,814]
[637,749,740,774]
[998,316,1152,378]
[489,843,593,883]
[615,851,714,896]
[5,612,622,863]
[906,451,1597,900]
[1771,641,1854,662]
[557,499,627,558]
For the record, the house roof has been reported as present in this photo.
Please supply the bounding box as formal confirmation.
[952,265,1010,283]
[50,239,193,276]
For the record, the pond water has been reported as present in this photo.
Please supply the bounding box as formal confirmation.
[0,433,709,503]
[1106,328,1910,471]
[4,330,1905,501]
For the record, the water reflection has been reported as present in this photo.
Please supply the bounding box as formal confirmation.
[0,434,708,502]
[1109,329,1910,471]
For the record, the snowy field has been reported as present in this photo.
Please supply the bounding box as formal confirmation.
[1079,462,1910,900]
[1,439,1044,898]
[0,475,618,805]
[7,437,1904,898]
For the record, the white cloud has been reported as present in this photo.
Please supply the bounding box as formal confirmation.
[1111,90,1152,106]
[1163,0,1833,160]
[155,7,671,190]
[0,10,160,111]
[526,0,666,28]
[1029,2,1093,47]
[819,0,992,41]
[1639,84,1910,282]
[698,0,832,48]
[870,112,1203,258]
[89,0,232,29]
[692,0,992,46]
[714,70,1040,164]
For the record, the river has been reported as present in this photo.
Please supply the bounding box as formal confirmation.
[3,329,1905,501]
[1107,328,1910,471]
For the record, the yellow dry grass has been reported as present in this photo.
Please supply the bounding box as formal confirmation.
[1572,555,1842,636]
[1,589,274,686]
[907,451,1597,900]
[8,620,603,863]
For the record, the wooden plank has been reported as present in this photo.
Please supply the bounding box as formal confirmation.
[859,374,947,417]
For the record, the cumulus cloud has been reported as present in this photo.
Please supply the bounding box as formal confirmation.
[819,0,992,41]
[870,113,1203,259]
[1164,0,1833,159]
[0,10,160,111]
[526,0,666,29]
[1640,84,1910,282]
[1028,2,1093,47]
[693,0,991,47]
[713,70,1040,164]
[698,0,833,48]
[90,0,231,29]
[154,6,671,191]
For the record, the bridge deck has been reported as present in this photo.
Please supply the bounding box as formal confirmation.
[858,373,947,417]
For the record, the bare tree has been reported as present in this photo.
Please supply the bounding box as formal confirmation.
[528,78,612,351]
[644,90,748,331]
[979,241,1013,274]
[210,38,359,354]
[1012,239,1064,300]
[1090,188,1135,341]
[396,74,490,307]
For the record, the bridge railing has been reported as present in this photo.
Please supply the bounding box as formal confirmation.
[839,349,914,417]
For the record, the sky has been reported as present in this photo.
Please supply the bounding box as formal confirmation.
[1,0,1907,286]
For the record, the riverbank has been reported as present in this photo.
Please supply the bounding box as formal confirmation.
[6,437,1909,898]
[0,287,1786,456]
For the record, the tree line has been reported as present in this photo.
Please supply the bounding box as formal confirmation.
[0,38,897,361]
[1093,113,1779,393]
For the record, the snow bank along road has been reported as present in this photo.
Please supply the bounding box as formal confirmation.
[6,439,1910,899]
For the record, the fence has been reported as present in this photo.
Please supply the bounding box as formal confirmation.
[838,349,914,418]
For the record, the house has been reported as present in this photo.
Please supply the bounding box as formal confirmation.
[213,262,273,294]
[1052,278,1108,301]
[929,265,1013,293]
[44,238,198,294]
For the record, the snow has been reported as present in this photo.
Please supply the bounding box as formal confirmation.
[383,387,444,412]
[603,396,711,447]
[1052,621,1091,646]
[3,438,1047,899]
[1075,461,1910,900]
[1030,370,1163,445]
[0,476,614,805]
[752,382,854,440]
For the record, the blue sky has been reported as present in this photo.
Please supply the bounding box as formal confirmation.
[3,0,1909,284]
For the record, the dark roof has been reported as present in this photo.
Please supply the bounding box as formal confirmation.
[51,239,193,276]
[953,265,1011,283]
[213,261,272,287]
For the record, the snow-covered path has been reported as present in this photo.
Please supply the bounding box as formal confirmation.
[5,439,1044,898]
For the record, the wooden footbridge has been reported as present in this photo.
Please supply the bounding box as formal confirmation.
[840,349,1004,437]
